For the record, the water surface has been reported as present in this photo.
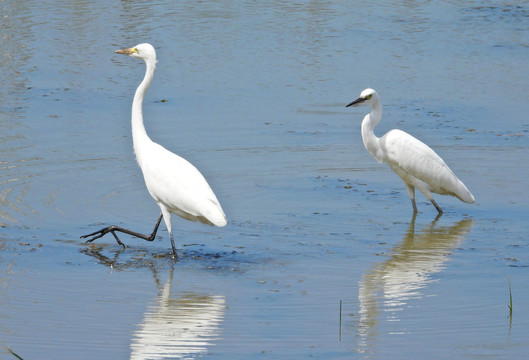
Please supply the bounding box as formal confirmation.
[1,0,529,359]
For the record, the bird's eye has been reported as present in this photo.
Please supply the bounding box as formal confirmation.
[364,94,372,100]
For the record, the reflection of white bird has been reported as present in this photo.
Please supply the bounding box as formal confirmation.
[130,271,226,360]
[82,43,227,258]
[346,88,475,214]
[357,217,474,350]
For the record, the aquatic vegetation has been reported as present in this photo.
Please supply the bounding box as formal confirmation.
[7,347,24,360]
[508,276,513,316]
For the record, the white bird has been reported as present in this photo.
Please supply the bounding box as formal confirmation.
[82,43,227,258]
[346,88,475,214]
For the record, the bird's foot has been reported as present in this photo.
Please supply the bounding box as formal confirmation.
[81,226,126,249]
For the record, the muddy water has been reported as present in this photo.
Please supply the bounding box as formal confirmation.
[1,1,529,359]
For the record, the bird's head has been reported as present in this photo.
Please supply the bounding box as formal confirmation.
[346,88,379,108]
[115,43,156,62]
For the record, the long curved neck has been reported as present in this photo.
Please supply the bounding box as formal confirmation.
[361,99,385,162]
[131,58,156,165]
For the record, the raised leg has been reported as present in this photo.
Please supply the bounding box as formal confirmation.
[81,213,164,248]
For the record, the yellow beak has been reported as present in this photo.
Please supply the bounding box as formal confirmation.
[115,47,137,55]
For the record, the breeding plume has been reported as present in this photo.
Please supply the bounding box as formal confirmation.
[346,88,475,214]
[82,43,227,258]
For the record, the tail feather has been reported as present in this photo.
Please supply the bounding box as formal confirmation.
[455,180,475,204]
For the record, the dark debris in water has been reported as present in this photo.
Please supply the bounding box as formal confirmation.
[505,257,528,268]
[314,175,367,191]
[464,4,529,20]
[79,242,265,274]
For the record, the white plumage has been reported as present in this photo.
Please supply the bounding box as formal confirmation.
[138,139,226,227]
[346,88,475,214]
[82,43,226,258]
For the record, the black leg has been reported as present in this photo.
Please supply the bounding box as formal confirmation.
[169,232,178,260]
[431,199,443,215]
[411,198,418,214]
[81,214,164,248]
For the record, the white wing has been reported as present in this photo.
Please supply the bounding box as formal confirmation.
[139,142,227,226]
[380,129,474,203]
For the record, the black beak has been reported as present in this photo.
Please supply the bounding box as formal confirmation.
[346,97,364,107]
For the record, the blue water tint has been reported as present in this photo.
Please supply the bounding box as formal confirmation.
[1,0,529,359]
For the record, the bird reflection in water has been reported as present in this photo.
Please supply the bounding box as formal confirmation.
[357,215,474,352]
[130,271,226,359]
[81,248,226,359]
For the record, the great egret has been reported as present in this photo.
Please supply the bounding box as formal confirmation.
[82,43,227,258]
[346,88,475,214]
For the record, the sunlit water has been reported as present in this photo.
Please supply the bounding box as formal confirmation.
[1,1,529,359]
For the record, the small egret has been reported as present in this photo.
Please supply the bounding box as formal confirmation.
[346,88,475,214]
[82,43,227,258]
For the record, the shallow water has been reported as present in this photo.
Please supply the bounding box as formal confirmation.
[1,0,529,359]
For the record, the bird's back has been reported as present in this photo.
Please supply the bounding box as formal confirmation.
[381,129,475,203]
[138,141,227,226]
